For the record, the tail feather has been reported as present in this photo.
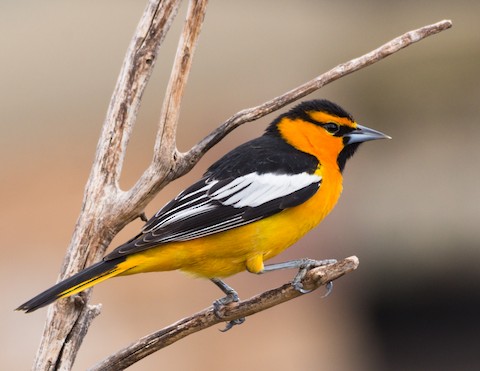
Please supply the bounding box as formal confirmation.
[16,257,126,313]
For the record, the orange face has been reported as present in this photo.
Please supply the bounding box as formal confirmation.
[276,111,356,169]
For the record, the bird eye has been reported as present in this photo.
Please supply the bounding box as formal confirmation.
[323,123,340,134]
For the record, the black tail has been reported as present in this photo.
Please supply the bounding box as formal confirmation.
[16,257,125,313]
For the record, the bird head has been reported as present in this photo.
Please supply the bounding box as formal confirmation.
[266,99,390,172]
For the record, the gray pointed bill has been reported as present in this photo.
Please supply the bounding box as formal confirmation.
[346,124,391,144]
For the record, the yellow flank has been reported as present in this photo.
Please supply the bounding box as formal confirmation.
[118,117,344,279]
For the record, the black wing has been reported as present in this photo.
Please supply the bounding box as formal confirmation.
[105,135,321,260]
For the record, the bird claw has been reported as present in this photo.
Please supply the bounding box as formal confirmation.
[291,258,337,296]
[292,266,313,293]
[213,291,246,332]
[321,281,334,298]
[219,317,245,332]
[292,279,312,294]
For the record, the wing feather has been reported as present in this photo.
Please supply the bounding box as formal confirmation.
[105,172,321,260]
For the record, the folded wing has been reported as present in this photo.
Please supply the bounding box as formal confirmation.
[105,171,321,260]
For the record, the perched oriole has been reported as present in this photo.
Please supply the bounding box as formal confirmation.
[17,99,389,321]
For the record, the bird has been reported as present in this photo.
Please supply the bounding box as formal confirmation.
[17,99,389,327]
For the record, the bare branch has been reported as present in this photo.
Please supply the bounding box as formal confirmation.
[56,304,102,371]
[154,0,209,162]
[90,257,359,371]
[93,0,183,190]
[31,1,183,370]
[123,0,209,210]
[181,19,453,167]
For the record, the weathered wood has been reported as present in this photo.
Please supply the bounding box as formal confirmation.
[89,257,359,371]
[31,1,183,369]
[182,19,453,166]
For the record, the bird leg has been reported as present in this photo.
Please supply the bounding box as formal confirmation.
[262,258,337,295]
[210,278,245,332]
[210,258,335,331]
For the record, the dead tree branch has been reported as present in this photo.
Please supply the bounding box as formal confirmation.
[28,0,452,367]
[182,19,453,166]
[90,257,359,371]
[31,1,185,369]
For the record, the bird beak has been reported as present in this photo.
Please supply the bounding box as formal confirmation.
[346,124,391,144]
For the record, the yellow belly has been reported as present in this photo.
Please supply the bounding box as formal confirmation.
[120,169,343,278]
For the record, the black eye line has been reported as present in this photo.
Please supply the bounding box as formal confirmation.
[303,114,355,137]
[335,125,355,137]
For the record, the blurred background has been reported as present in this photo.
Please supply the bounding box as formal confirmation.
[2,1,479,370]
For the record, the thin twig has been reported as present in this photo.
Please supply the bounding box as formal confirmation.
[124,0,209,209]
[154,0,209,163]
[181,19,453,167]
[89,257,359,371]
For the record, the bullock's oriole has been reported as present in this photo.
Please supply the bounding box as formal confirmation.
[17,99,389,327]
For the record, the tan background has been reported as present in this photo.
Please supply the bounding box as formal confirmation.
[2,1,480,370]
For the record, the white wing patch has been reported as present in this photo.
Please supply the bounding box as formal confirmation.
[138,171,321,244]
[210,172,321,208]
[145,183,218,232]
